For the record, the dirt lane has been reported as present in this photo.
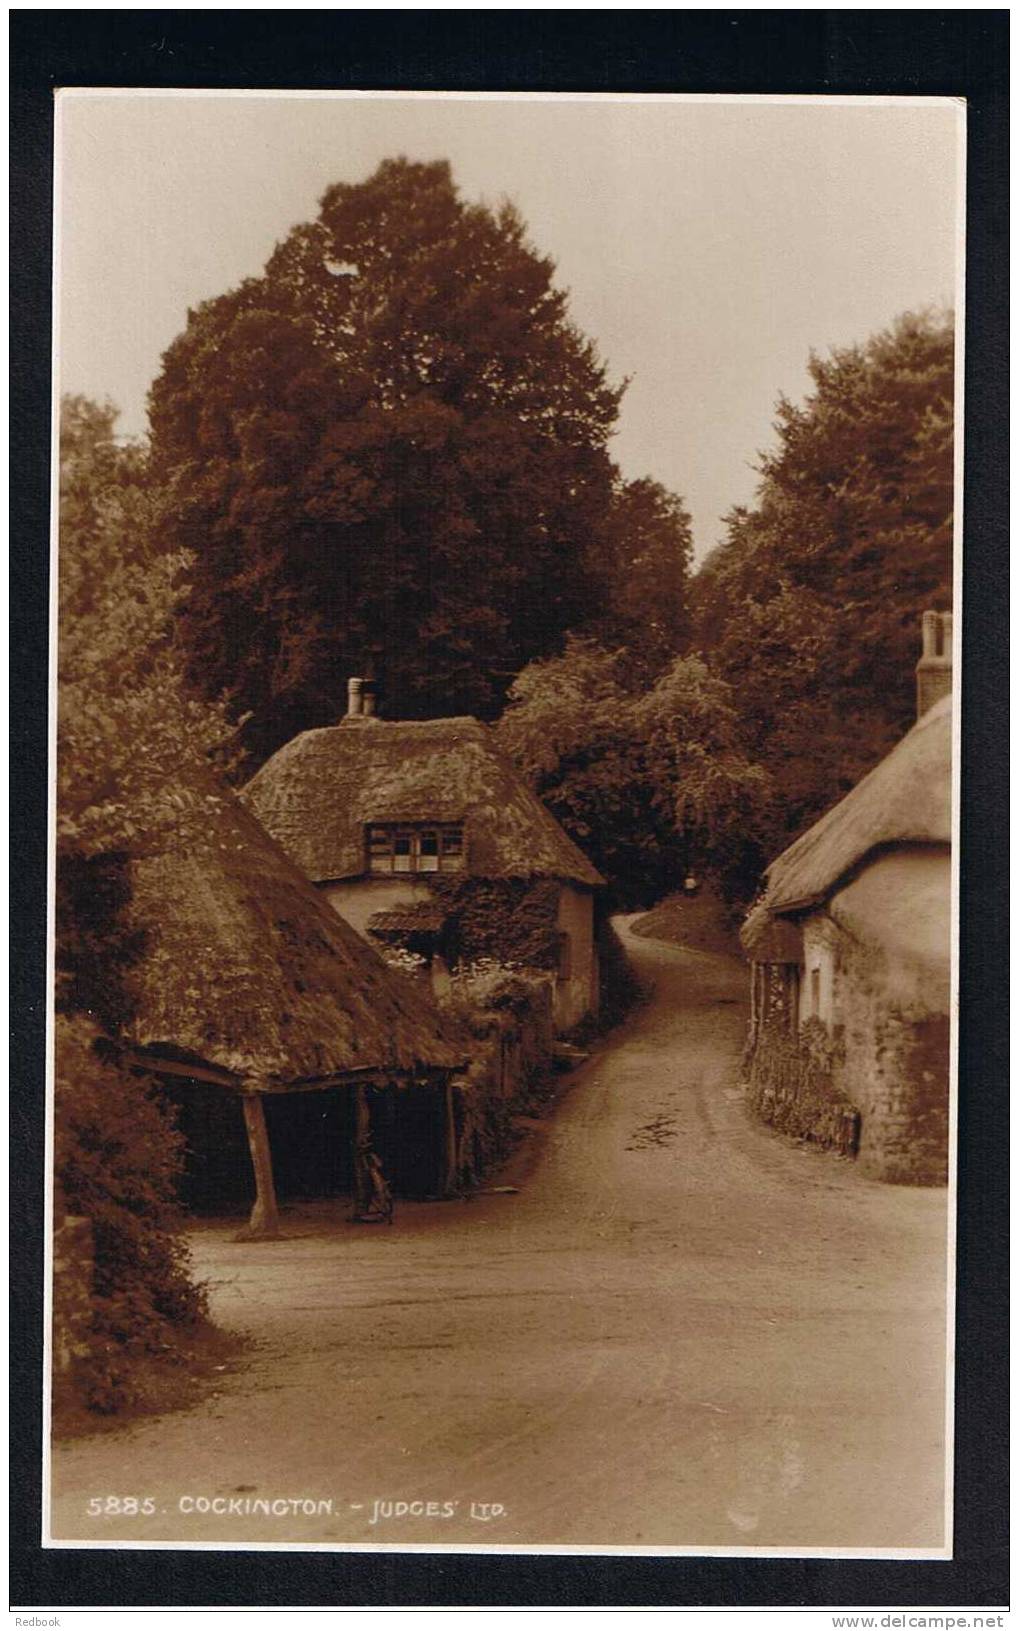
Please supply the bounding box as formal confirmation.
[50,925,949,1550]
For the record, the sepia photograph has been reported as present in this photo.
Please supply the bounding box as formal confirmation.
[45,86,964,1559]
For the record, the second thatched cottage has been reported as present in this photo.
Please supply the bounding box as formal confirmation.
[740,612,953,1184]
[243,680,605,1033]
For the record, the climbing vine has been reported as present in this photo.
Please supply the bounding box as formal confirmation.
[427,877,562,972]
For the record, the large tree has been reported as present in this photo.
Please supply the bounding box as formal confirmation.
[587,476,693,684]
[691,309,954,851]
[149,157,627,760]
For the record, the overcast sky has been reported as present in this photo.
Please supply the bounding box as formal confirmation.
[57,92,962,561]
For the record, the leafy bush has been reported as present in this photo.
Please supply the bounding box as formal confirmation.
[54,1015,207,1414]
[375,943,430,979]
[438,959,547,1036]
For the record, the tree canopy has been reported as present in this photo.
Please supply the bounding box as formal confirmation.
[497,638,768,906]
[690,309,954,858]
[59,396,235,866]
[149,157,662,760]
[585,476,693,684]
[497,309,954,905]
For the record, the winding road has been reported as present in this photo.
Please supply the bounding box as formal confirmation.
[50,924,950,1551]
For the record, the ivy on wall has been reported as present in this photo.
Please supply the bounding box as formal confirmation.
[746,1017,860,1157]
[428,876,562,971]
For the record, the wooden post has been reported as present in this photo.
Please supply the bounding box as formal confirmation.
[240,1092,281,1239]
[438,1079,458,1199]
[352,1083,371,1216]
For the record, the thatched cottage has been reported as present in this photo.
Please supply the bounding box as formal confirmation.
[243,682,605,1033]
[741,613,952,1184]
[121,770,464,1234]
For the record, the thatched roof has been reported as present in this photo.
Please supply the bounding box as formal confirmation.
[243,716,604,889]
[122,772,464,1087]
[740,904,804,962]
[754,694,952,922]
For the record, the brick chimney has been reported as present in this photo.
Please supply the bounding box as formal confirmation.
[915,610,952,718]
[345,676,378,720]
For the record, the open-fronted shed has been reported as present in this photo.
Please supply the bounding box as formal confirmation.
[121,770,465,1234]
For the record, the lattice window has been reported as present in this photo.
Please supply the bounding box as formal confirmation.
[366,823,465,875]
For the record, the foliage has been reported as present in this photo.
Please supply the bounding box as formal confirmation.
[374,943,429,979]
[55,396,234,1411]
[745,1018,859,1158]
[57,393,241,1021]
[634,655,773,887]
[586,476,693,684]
[148,157,634,761]
[429,875,562,971]
[691,309,954,863]
[497,639,770,906]
[442,961,548,1026]
[54,1015,207,1414]
[57,396,239,868]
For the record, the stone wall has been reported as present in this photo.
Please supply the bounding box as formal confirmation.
[448,975,556,1190]
[849,1009,950,1183]
[830,850,950,1184]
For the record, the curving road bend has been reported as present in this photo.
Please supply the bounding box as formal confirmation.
[50,923,950,1552]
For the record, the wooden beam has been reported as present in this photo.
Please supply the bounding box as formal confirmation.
[240,1093,281,1239]
[352,1083,372,1217]
[125,1049,239,1089]
[439,1080,459,1200]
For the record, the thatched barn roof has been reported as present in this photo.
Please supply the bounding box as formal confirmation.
[243,716,604,889]
[122,772,464,1087]
[753,694,952,923]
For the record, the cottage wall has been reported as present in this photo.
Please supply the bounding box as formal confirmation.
[321,876,433,938]
[828,848,950,1184]
[746,847,950,1184]
[798,915,839,1029]
[323,876,598,1035]
[554,884,598,1031]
